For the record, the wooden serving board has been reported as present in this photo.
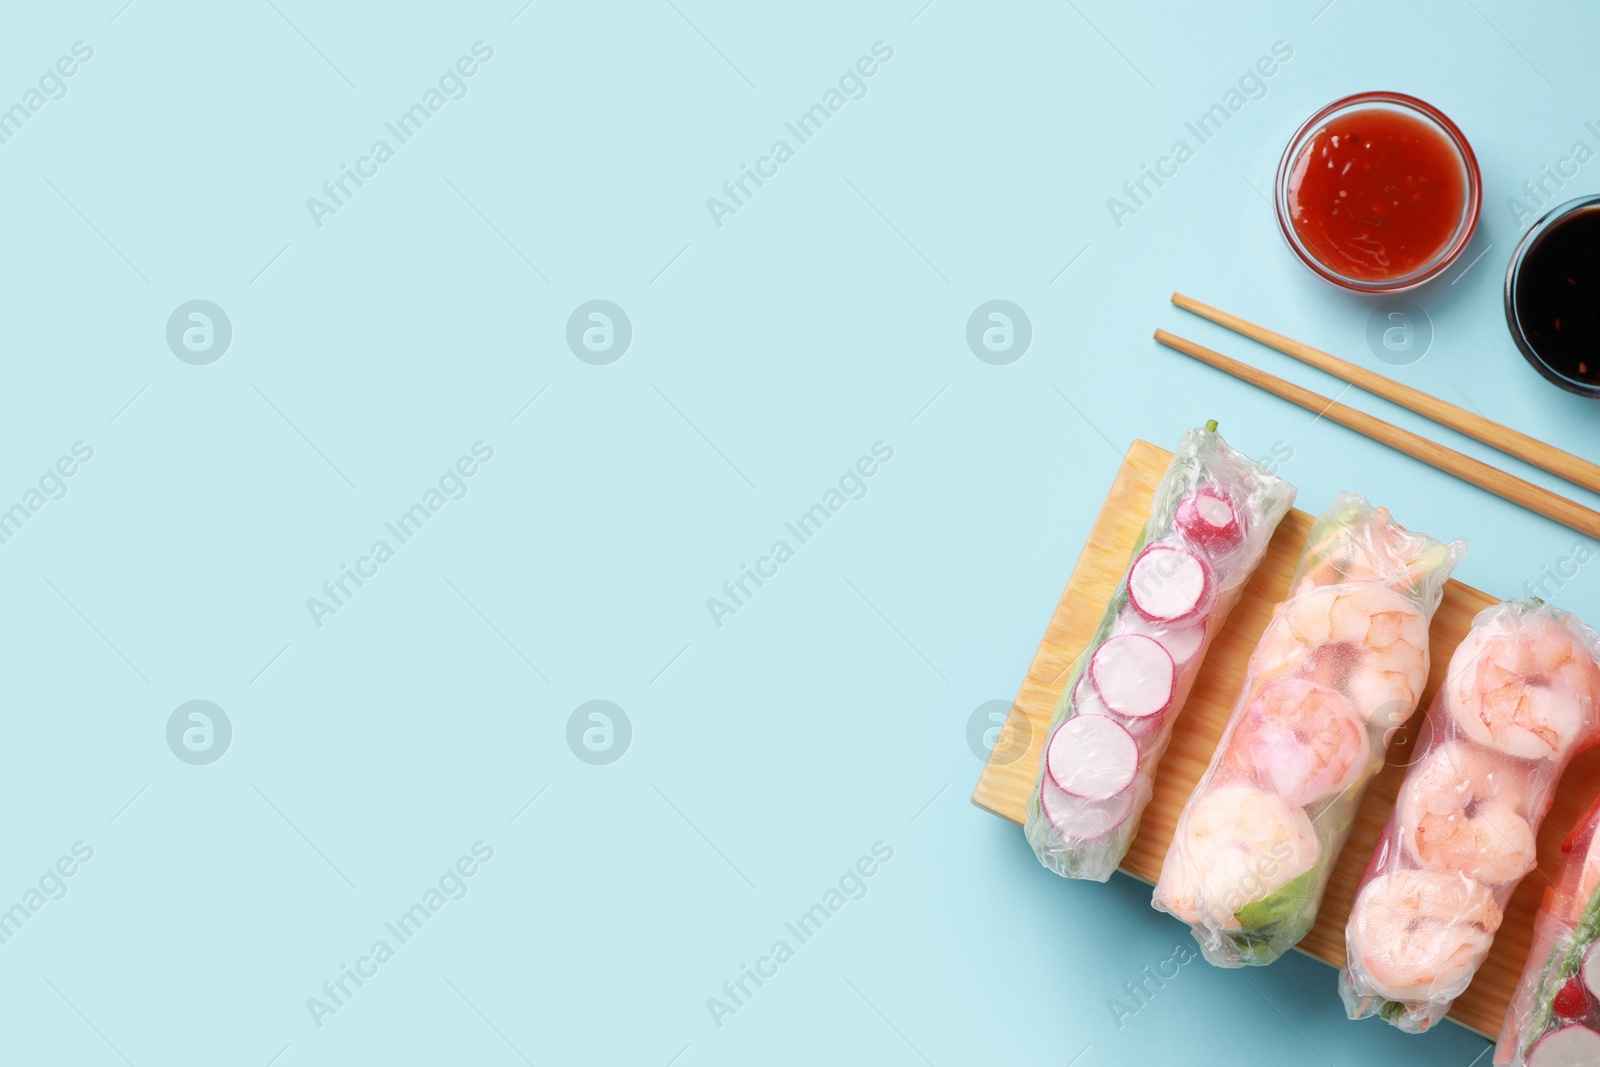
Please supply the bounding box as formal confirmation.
[972,439,1600,1039]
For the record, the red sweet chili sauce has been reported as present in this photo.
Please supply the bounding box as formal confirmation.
[1284,107,1468,283]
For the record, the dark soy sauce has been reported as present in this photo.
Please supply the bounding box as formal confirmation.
[1513,206,1600,387]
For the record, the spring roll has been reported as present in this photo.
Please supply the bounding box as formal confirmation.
[1153,492,1464,966]
[1343,598,1600,1034]
[1024,421,1295,882]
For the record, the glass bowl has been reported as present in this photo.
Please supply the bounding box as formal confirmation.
[1504,195,1600,398]
[1275,91,1481,294]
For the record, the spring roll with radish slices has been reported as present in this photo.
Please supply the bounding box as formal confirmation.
[1153,493,1464,966]
[1024,421,1295,882]
[1342,599,1600,1035]
[1497,787,1600,1066]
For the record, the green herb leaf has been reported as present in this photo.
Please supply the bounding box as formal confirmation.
[1219,929,1279,966]
[1233,868,1320,933]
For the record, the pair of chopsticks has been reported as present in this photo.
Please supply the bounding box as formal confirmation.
[1155,295,1600,540]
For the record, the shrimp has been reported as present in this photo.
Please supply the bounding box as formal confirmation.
[1248,584,1428,723]
[1445,614,1600,761]
[1153,785,1319,930]
[1346,868,1502,1001]
[1219,675,1369,805]
[1396,742,1537,887]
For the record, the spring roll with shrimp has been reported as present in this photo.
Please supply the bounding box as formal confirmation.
[1341,599,1600,1034]
[1497,785,1600,1065]
[1153,492,1464,966]
[1024,421,1295,881]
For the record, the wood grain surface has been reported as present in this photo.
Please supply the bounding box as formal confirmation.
[970,439,1600,1039]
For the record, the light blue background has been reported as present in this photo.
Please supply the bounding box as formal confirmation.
[1,1,1594,1064]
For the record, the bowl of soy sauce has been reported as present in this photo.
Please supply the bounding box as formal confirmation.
[1506,195,1600,398]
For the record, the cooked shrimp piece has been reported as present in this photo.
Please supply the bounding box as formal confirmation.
[1446,615,1600,761]
[1219,675,1369,805]
[1347,869,1502,1000]
[1248,584,1429,722]
[1153,785,1319,930]
[1396,742,1537,886]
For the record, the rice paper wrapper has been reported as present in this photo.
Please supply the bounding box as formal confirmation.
[1024,423,1295,882]
[1341,597,1600,1033]
[1494,721,1600,1060]
[1152,492,1465,967]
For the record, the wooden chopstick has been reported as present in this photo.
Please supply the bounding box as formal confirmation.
[1153,328,1600,540]
[1171,292,1600,497]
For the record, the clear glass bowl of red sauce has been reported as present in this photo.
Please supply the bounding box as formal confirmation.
[1276,92,1481,293]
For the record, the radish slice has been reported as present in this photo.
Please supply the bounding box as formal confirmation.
[1118,606,1206,666]
[1530,1025,1600,1066]
[1040,779,1134,840]
[1176,487,1244,554]
[1127,544,1213,625]
[1583,943,1600,1002]
[1046,715,1138,800]
[1090,634,1174,721]
[1075,674,1159,742]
